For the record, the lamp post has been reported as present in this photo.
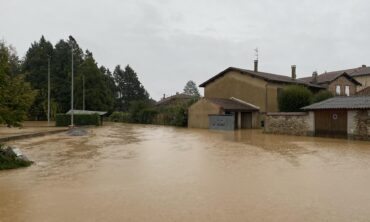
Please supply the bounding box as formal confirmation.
[83,74,85,110]
[69,36,76,127]
[47,55,51,126]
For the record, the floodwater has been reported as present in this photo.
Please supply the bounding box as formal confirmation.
[1,123,370,222]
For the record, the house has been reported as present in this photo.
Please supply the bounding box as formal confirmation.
[319,65,370,91]
[188,61,324,129]
[156,93,196,108]
[299,71,362,96]
[302,96,370,140]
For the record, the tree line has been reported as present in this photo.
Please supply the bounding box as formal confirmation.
[0,36,151,125]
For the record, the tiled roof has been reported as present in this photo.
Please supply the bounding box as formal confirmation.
[302,96,370,110]
[299,72,361,86]
[66,110,107,115]
[299,66,370,85]
[206,98,260,111]
[199,67,324,89]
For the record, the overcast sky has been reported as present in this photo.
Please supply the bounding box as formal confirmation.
[1,0,370,100]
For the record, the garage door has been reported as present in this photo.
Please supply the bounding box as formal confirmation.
[315,110,347,138]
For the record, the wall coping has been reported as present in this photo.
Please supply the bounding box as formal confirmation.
[266,112,308,116]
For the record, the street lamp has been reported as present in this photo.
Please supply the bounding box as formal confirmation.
[83,74,85,110]
[69,35,76,127]
[47,55,51,126]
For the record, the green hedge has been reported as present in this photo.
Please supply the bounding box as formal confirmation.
[55,114,101,126]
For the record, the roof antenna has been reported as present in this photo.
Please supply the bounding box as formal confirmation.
[254,47,259,61]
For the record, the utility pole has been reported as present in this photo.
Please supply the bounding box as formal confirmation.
[47,56,51,126]
[83,75,85,110]
[69,36,75,127]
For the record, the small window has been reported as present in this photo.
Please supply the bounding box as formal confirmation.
[345,86,350,96]
[336,85,341,95]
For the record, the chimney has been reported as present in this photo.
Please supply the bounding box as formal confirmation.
[254,60,258,72]
[163,94,166,99]
[362,64,366,68]
[291,65,296,80]
[312,71,318,83]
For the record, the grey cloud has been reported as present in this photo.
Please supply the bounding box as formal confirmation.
[1,0,370,100]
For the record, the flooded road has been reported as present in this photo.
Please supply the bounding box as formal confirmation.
[1,123,370,222]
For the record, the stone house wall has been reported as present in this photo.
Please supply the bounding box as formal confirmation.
[327,76,357,96]
[264,112,314,136]
[348,110,370,140]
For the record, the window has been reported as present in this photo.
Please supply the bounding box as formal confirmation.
[345,86,350,96]
[336,85,341,95]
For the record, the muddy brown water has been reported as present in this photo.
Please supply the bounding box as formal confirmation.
[1,123,370,222]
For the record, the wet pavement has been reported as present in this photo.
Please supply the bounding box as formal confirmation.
[1,123,370,221]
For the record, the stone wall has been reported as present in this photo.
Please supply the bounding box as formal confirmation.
[264,112,314,136]
[348,110,370,140]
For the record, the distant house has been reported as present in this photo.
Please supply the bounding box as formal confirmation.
[188,61,324,129]
[299,71,361,96]
[325,65,370,91]
[155,93,196,108]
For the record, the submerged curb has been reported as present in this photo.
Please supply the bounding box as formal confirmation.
[0,129,68,143]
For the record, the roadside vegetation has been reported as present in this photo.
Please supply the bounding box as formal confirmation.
[0,144,33,170]
[278,85,333,112]
[110,81,200,127]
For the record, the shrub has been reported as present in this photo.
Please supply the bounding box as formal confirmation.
[0,145,33,170]
[278,85,313,112]
[55,114,101,126]
[139,109,158,124]
[313,90,333,103]
[109,112,131,122]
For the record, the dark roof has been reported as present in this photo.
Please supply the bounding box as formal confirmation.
[299,71,361,85]
[206,97,259,111]
[350,66,370,77]
[156,93,195,106]
[327,66,370,77]
[356,87,370,96]
[199,67,325,89]
[302,96,370,110]
[66,110,107,115]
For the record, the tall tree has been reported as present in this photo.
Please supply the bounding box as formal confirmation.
[74,51,114,112]
[114,65,149,111]
[22,36,54,119]
[100,65,117,112]
[0,42,37,126]
[183,80,200,97]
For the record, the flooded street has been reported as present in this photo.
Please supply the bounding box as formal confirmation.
[1,123,370,221]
